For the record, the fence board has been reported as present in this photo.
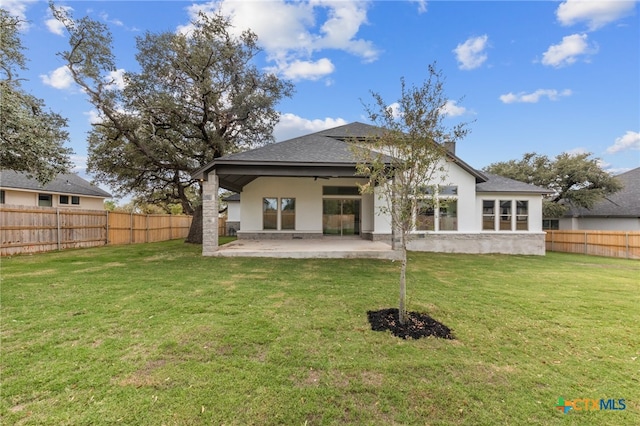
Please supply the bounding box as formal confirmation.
[546,230,640,259]
[1,205,192,256]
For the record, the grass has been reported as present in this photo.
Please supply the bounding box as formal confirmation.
[1,239,639,425]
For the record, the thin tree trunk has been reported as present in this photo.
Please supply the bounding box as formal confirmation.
[398,242,408,325]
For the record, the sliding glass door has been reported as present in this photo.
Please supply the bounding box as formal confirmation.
[322,199,361,236]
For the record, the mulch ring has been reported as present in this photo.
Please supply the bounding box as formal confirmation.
[367,308,454,340]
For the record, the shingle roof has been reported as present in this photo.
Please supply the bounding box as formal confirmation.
[476,172,554,194]
[0,170,112,198]
[193,122,553,194]
[216,122,388,164]
[564,167,640,217]
[223,193,240,202]
[218,131,366,164]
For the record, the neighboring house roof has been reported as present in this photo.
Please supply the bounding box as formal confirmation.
[192,122,486,192]
[0,170,112,198]
[476,172,554,194]
[564,167,640,218]
[223,193,240,202]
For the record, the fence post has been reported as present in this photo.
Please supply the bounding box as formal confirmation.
[584,232,588,255]
[146,214,149,243]
[626,232,630,259]
[57,208,61,251]
[550,231,554,252]
[130,212,134,244]
[105,210,109,246]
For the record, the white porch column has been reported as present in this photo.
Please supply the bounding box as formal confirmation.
[202,171,219,256]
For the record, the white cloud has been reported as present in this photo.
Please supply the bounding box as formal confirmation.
[85,110,103,125]
[541,33,597,67]
[440,100,467,117]
[182,0,379,81]
[387,102,402,119]
[105,69,126,90]
[410,0,428,14]
[45,17,66,35]
[1,0,37,26]
[556,0,636,31]
[499,89,572,104]
[606,130,640,154]
[99,12,124,27]
[565,147,589,156]
[70,154,88,173]
[274,113,348,141]
[276,58,335,81]
[453,35,489,70]
[40,66,74,89]
[45,5,72,35]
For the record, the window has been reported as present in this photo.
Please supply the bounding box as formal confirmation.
[482,200,495,230]
[499,200,512,231]
[415,200,435,231]
[439,199,457,231]
[543,219,559,230]
[38,194,52,207]
[281,198,295,230]
[263,198,277,230]
[418,185,458,196]
[0,190,4,204]
[516,201,528,231]
[414,196,457,232]
[483,199,530,231]
[71,196,80,205]
[60,195,69,204]
[263,197,296,230]
[323,186,360,196]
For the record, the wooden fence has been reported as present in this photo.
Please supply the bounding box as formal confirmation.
[545,230,640,259]
[1,205,192,256]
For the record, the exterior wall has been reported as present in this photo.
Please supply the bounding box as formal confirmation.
[227,201,241,222]
[443,161,477,232]
[237,176,369,237]
[408,233,547,255]
[1,189,106,210]
[225,200,241,235]
[559,217,640,231]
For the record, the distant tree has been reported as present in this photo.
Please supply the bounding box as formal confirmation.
[104,199,117,211]
[50,4,294,242]
[484,152,622,217]
[0,9,72,183]
[354,64,471,325]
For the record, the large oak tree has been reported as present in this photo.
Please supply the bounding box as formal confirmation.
[1,9,72,183]
[51,5,293,241]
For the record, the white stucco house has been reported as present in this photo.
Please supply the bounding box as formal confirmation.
[222,193,241,235]
[193,122,552,256]
[556,167,640,231]
[0,169,111,210]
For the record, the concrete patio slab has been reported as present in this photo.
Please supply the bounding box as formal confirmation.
[210,238,401,260]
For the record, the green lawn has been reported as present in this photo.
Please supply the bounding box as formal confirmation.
[1,240,639,425]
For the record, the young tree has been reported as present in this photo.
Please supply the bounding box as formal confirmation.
[0,10,72,183]
[484,152,622,217]
[354,64,471,325]
[50,5,293,242]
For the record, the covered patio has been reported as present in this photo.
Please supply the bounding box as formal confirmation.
[212,238,401,260]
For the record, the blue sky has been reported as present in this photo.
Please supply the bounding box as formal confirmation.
[5,0,640,189]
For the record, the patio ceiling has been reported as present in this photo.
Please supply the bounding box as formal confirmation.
[214,162,361,193]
